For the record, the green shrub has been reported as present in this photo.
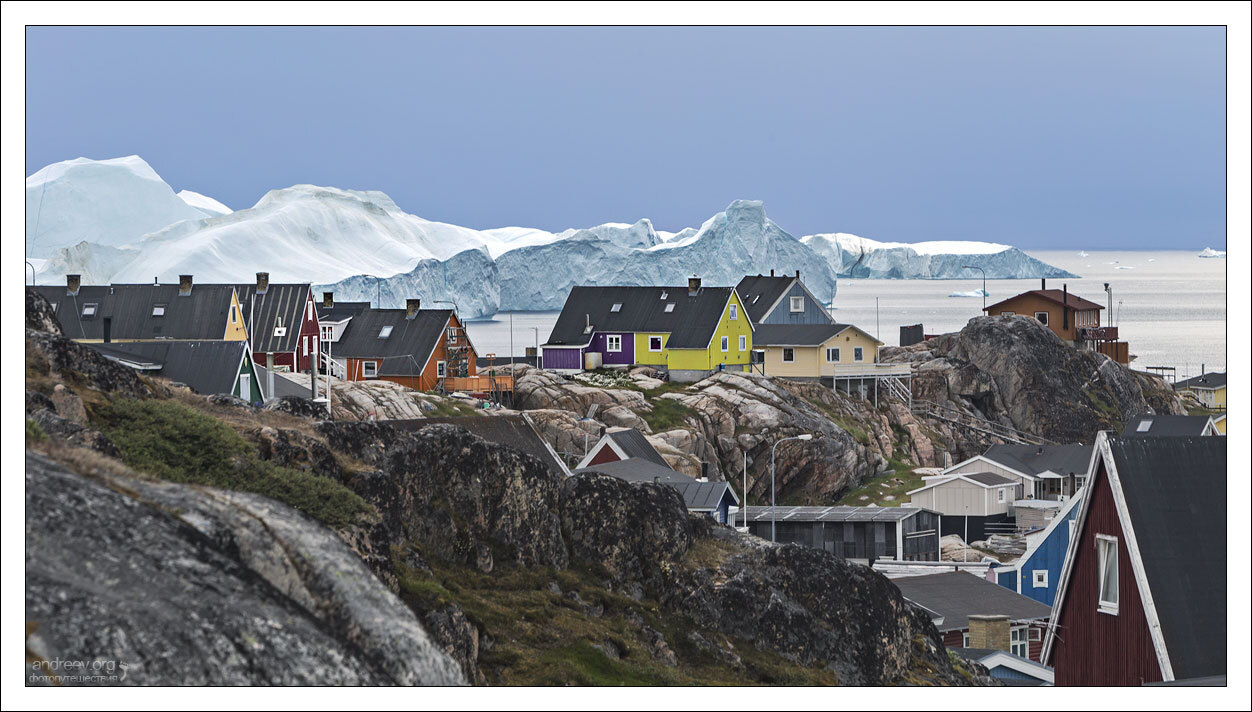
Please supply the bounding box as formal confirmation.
[641,397,697,432]
[95,399,369,527]
[25,418,47,444]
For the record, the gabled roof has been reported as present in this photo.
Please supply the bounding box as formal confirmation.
[29,284,240,342]
[544,285,741,349]
[87,340,250,397]
[391,414,570,477]
[942,454,1039,482]
[735,274,796,322]
[332,309,453,377]
[983,289,1104,314]
[982,443,1095,477]
[751,322,882,347]
[995,491,1084,577]
[232,283,311,354]
[892,571,1053,632]
[1121,415,1217,437]
[1044,434,1226,681]
[316,300,372,322]
[1173,372,1226,391]
[574,428,669,469]
[907,472,1019,495]
[951,648,1054,685]
[575,458,738,511]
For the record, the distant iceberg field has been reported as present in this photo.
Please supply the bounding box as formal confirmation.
[26,155,1077,316]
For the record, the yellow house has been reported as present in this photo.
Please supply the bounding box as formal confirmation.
[665,288,754,381]
[1213,413,1226,435]
[752,322,912,404]
[1173,371,1226,411]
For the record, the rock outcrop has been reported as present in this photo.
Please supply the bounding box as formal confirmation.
[24,451,464,686]
[514,366,652,430]
[26,289,62,334]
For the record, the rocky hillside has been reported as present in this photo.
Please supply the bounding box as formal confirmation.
[24,295,988,687]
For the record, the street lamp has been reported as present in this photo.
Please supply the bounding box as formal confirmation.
[770,433,813,542]
[962,265,986,312]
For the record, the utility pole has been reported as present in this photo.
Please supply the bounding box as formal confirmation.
[770,433,813,542]
[963,265,987,312]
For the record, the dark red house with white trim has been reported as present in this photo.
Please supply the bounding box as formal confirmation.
[234,273,321,374]
[1043,432,1226,685]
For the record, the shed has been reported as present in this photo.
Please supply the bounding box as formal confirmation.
[742,505,941,562]
[87,340,262,401]
[575,458,738,524]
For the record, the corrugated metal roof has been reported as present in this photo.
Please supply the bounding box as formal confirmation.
[734,275,796,322]
[30,284,239,341]
[741,505,932,523]
[1173,372,1226,390]
[892,571,1053,632]
[233,283,311,354]
[332,309,453,376]
[983,443,1094,476]
[1106,435,1226,679]
[573,458,738,511]
[316,300,372,322]
[87,340,248,396]
[1120,415,1215,437]
[604,428,668,467]
[544,285,738,349]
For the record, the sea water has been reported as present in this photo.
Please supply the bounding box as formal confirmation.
[465,250,1227,379]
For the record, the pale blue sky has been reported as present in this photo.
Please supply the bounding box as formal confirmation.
[25,26,1225,248]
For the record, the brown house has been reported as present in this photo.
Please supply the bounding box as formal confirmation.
[983,281,1128,364]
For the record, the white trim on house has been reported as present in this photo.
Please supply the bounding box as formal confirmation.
[998,491,1084,593]
[971,650,1055,685]
[753,277,833,327]
[1041,431,1176,681]
[522,412,573,477]
[942,454,1041,484]
[906,473,1020,495]
[573,432,632,470]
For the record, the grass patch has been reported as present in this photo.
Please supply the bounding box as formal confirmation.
[25,418,47,444]
[640,397,698,432]
[422,397,485,418]
[537,642,671,685]
[94,398,370,527]
[836,457,925,507]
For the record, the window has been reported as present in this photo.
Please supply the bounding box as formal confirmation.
[826,347,840,363]
[1136,419,1152,432]
[1010,626,1029,657]
[853,347,864,361]
[739,335,747,351]
[1034,311,1049,326]
[321,325,333,341]
[1001,311,1014,316]
[606,335,622,352]
[782,348,795,363]
[610,303,622,313]
[1033,570,1048,588]
[729,304,738,320]
[378,325,394,339]
[362,361,378,378]
[437,360,446,378]
[649,336,662,352]
[81,303,98,317]
[230,305,238,324]
[303,336,309,357]
[1029,627,1042,642]
[720,336,729,352]
[151,304,166,317]
[962,632,970,648]
[790,296,804,313]
[664,303,675,313]
[273,326,287,337]
[659,291,668,300]
[997,488,1006,503]
[307,301,314,321]
[1096,534,1119,614]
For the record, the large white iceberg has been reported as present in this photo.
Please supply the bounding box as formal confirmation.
[801,233,1076,279]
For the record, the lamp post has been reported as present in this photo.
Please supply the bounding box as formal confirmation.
[770,433,813,542]
[962,265,986,312]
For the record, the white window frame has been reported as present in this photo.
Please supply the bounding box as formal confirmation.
[303,336,309,357]
[962,632,970,648]
[1034,311,1049,326]
[1032,569,1048,588]
[720,336,729,352]
[790,296,804,313]
[997,488,1006,503]
[664,303,675,313]
[782,348,795,363]
[437,360,447,378]
[610,303,622,313]
[729,303,738,320]
[362,361,378,378]
[307,301,314,321]
[606,334,622,352]
[739,335,747,351]
[853,346,864,362]
[82,303,98,317]
[321,325,333,341]
[826,347,840,363]
[230,305,238,324]
[649,336,662,352]
[152,304,166,317]
[1096,534,1119,615]
[1010,626,1029,658]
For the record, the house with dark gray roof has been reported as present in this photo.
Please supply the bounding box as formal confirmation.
[1044,433,1226,685]
[741,505,941,562]
[574,427,669,470]
[1173,371,1226,412]
[1121,414,1220,438]
[951,648,1054,686]
[391,414,569,477]
[575,458,739,524]
[231,274,320,377]
[540,277,754,382]
[87,340,263,401]
[734,271,833,325]
[943,442,1095,501]
[315,291,372,345]
[893,571,1053,661]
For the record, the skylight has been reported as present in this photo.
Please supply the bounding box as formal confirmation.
[379,325,394,339]
[81,303,97,317]
[665,304,675,313]
[660,291,668,300]
[1136,420,1153,432]
[152,304,166,317]
[610,303,622,312]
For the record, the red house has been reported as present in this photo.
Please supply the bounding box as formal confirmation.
[1043,432,1226,685]
[234,273,321,374]
[575,428,671,470]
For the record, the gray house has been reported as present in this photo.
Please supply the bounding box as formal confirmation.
[742,505,941,561]
[575,458,739,524]
[907,472,1021,540]
[735,272,834,325]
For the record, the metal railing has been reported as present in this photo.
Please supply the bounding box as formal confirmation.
[910,399,1054,446]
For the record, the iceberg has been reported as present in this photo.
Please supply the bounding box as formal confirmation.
[801,233,1075,280]
[1198,247,1226,258]
[948,289,989,298]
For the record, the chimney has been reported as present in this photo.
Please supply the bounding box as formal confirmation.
[1041,278,1047,290]
[795,269,800,279]
[967,614,1011,652]
[255,272,270,295]
[688,275,701,296]
[178,274,193,296]
[770,269,775,277]
[700,462,710,482]
[66,274,81,296]
[322,291,334,308]
[406,298,421,319]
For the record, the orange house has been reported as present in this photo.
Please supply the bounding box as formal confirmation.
[332,300,482,392]
[983,283,1129,364]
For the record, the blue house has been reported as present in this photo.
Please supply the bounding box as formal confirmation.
[994,491,1084,606]
[736,271,834,325]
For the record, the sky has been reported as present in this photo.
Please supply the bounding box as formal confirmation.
[25,26,1226,249]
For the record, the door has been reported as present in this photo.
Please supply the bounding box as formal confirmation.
[238,373,251,400]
